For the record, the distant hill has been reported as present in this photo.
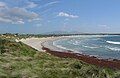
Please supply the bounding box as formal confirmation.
[42,31,82,35]
[42,31,120,35]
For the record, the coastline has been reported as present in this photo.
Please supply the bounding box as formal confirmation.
[42,46,120,69]
[21,36,120,69]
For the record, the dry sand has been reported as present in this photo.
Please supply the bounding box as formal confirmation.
[20,36,67,52]
[20,37,51,52]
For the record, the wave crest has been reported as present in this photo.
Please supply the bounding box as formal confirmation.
[106,41,120,45]
[53,41,81,53]
[82,45,99,49]
[105,46,120,52]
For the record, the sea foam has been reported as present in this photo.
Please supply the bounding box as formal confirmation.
[53,40,81,53]
[105,46,120,52]
[106,41,120,45]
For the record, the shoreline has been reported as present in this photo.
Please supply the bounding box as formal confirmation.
[21,36,120,69]
[42,46,120,69]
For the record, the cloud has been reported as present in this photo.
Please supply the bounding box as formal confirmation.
[0,17,12,23]
[39,1,59,9]
[0,2,6,8]
[98,24,110,30]
[12,20,25,24]
[26,2,37,8]
[98,24,110,28]
[45,1,59,6]
[0,1,40,24]
[8,7,39,20]
[58,12,79,18]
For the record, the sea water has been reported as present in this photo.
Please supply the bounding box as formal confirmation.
[53,35,120,59]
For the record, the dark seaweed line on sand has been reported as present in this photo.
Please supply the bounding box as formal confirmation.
[41,44,120,69]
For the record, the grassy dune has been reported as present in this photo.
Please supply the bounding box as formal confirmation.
[0,37,120,78]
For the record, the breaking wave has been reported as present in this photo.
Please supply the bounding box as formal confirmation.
[106,41,120,45]
[105,46,120,52]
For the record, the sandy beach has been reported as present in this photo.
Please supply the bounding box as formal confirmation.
[20,36,68,52]
[20,37,52,52]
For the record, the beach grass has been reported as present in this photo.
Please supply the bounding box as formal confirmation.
[0,37,120,78]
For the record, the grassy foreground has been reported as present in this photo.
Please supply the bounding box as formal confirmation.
[0,38,120,78]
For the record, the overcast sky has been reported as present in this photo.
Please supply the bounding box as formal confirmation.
[0,0,120,34]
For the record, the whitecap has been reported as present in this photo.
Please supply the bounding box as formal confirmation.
[105,46,120,52]
[53,41,82,53]
[106,41,120,45]
[82,45,99,49]
[71,41,80,45]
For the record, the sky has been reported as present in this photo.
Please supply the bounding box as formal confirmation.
[0,0,120,34]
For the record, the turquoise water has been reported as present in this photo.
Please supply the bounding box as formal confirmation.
[53,35,120,59]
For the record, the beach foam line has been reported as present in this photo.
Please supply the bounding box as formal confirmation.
[105,46,120,52]
[106,41,120,45]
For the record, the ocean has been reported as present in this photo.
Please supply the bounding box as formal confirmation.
[52,35,120,60]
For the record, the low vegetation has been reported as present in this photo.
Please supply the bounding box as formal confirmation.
[0,36,120,78]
